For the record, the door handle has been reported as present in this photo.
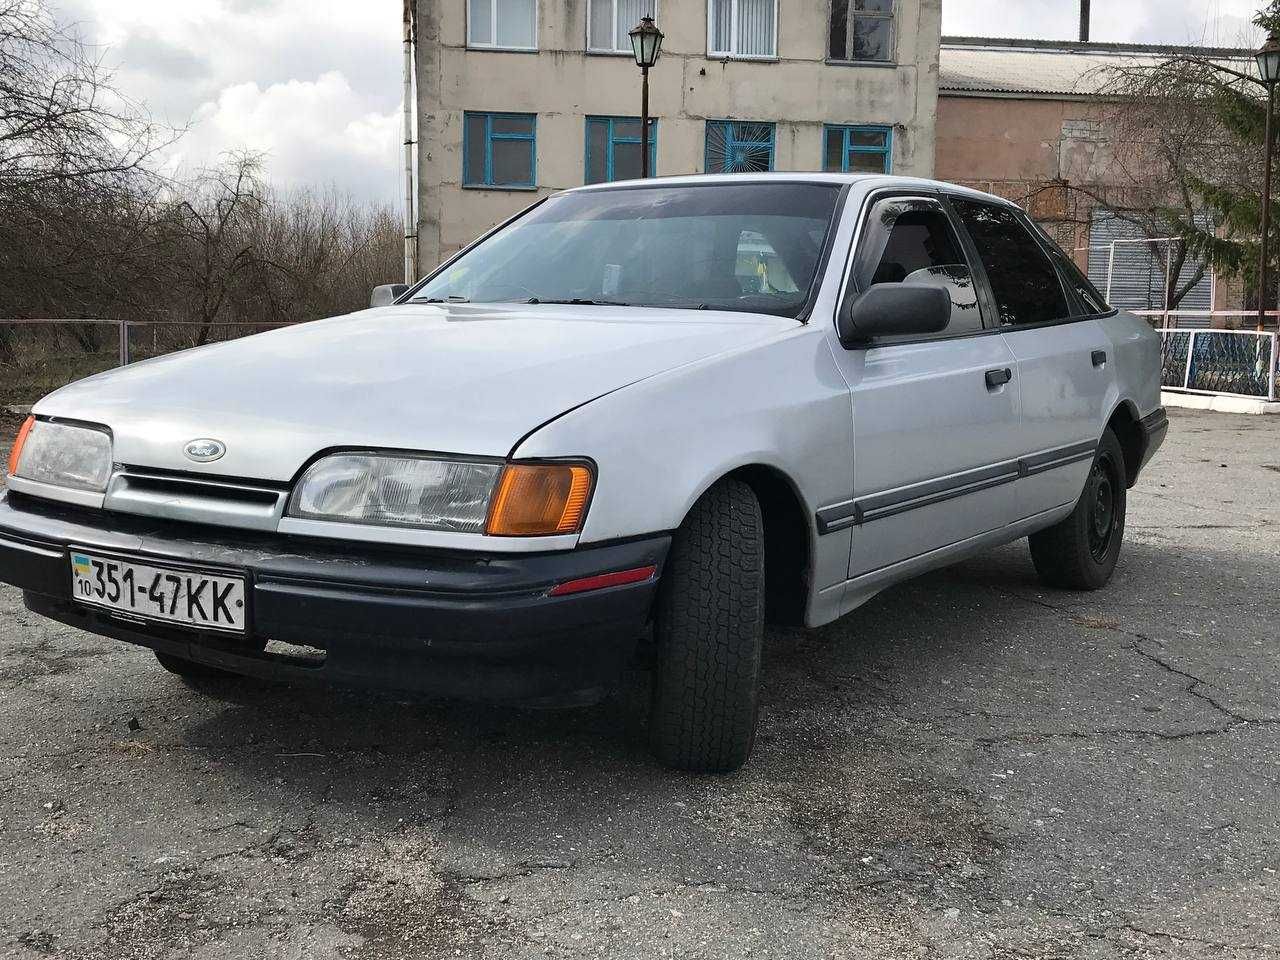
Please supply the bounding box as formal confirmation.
[985,367,1012,388]
[1092,350,1108,367]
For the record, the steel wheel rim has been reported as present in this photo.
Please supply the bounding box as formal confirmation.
[1086,452,1118,563]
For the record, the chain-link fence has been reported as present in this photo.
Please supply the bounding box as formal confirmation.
[1156,328,1279,401]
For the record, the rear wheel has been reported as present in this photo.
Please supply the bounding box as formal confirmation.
[648,479,765,774]
[1029,427,1127,590]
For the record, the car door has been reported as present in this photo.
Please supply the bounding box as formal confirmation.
[949,198,1113,519]
[825,193,1023,582]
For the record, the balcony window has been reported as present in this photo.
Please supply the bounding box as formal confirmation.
[585,116,657,183]
[822,125,892,173]
[708,0,777,59]
[829,0,894,63]
[468,0,537,50]
[589,0,657,53]
[464,112,537,189]
[705,121,775,173]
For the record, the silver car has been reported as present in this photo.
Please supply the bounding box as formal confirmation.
[0,175,1167,772]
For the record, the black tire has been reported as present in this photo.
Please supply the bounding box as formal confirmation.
[1029,427,1127,590]
[154,651,238,681]
[649,479,765,774]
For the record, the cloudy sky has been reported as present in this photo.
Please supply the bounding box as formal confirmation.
[57,0,1266,207]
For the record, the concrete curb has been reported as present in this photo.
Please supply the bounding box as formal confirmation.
[1161,390,1280,415]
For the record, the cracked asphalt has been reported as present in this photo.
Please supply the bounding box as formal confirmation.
[0,407,1278,959]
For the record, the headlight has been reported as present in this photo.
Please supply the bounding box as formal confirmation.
[10,417,113,492]
[288,453,593,536]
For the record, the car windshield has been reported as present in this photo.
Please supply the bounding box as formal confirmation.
[412,182,842,318]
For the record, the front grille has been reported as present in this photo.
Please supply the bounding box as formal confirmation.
[104,468,289,532]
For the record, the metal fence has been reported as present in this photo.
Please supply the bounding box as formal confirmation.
[1,318,294,407]
[1155,327,1279,401]
[1076,236,1214,324]
[4,318,1278,410]
[1,317,292,367]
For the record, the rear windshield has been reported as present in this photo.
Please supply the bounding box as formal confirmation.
[412,183,843,318]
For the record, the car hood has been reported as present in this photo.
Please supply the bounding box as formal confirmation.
[35,302,794,481]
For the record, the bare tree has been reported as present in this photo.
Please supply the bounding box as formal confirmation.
[236,186,403,325]
[1040,56,1244,311]
[0,0,175,359]
[0,2,401,378]
[163,154,273,347]
[0,0,169,192]
[1053,3,1280,315]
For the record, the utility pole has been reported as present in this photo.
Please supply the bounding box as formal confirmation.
[402,0,418,285]
[1079,0,1090,42]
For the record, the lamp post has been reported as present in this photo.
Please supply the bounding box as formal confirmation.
[628,16,663,179]
[1254,35,1280,330]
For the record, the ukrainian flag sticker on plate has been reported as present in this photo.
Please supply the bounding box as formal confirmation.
[71,553,92,576]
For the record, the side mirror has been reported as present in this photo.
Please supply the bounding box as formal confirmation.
[838,284,951,345]
[370,283,409,308]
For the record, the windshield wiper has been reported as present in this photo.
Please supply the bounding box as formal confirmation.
[419,295,470,303]
[525,297,631,307]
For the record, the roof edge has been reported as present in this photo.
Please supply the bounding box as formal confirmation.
[941,35,1254,58]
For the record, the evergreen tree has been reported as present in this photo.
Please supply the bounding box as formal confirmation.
[1166,3,1280,320]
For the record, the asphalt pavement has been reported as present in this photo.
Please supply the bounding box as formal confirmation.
[1,407,1278,959]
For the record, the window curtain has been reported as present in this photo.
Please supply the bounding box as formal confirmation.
[736,0,774,56]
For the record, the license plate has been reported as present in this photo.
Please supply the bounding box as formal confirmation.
[69,550,247,633]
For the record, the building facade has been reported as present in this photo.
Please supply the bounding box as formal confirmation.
[936,36,1252,320]
[413,0,941,270]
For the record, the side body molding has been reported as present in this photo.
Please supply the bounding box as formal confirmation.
[815,438,1099,535]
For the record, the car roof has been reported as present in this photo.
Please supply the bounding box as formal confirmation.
[565,172,1014,207]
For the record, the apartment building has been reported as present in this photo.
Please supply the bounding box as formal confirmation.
[413,0,941,270]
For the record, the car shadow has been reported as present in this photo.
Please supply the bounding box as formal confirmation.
[174,531,1250,808]
[150,531,1280,926]
[178,541,1035,781]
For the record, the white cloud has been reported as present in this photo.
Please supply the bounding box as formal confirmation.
[170,72,401,199]
[59,0,403,203]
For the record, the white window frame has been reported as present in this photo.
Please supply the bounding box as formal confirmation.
[706,0,778,61]
[467,0,539,52]
[586,0,659,55]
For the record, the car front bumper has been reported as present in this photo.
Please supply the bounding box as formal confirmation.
[0,490,668,704]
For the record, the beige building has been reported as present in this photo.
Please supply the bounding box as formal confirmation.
[936,36,1253,318]
[412,0,942,270]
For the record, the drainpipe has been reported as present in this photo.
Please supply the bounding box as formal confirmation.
[1079,0,1090,42]
[402,0,418,285]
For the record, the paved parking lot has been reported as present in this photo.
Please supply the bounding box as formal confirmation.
[1,408,1278,959]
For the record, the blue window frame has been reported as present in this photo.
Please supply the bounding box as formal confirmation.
[822,124,892,174]
[584,116,657,184]
[463,111,536,189]
[705,120,775,173]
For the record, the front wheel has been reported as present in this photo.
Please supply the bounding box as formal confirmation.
[648,479,765,774]
[1029,427,1127,590]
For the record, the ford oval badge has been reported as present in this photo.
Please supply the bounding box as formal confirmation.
[184,438,226,463]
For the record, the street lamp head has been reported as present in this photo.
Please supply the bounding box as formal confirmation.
[1257,34,1280,85]
[629,16,663,69]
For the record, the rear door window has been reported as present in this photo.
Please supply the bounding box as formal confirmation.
[853,196,984,336]
[951,199,1071,326]
[1042,240,1111,315]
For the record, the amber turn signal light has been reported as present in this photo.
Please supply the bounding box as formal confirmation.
[486,462,593,536]
[6,416,34,477]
